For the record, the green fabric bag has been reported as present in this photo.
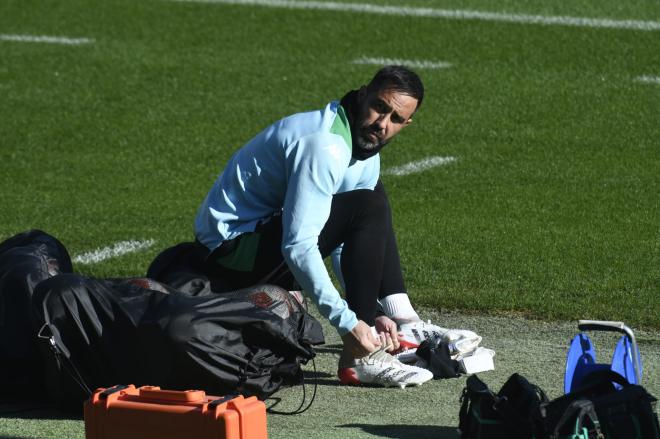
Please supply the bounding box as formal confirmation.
[538,371,660,439]
[458,373,548,439]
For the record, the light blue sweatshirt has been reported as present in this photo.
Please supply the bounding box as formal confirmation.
[195,101,379,335]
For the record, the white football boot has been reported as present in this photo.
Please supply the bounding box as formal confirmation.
[397,320,482,358]
[338,346,433,388]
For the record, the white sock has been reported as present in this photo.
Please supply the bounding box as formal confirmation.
[380,293,420,323]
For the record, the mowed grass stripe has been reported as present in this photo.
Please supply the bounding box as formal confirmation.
[0,34,94,45]
[73,240,156,265]
[353,56,452,70]
[636,75,660,84]
[170,0,660,31]
[383,156,457,176]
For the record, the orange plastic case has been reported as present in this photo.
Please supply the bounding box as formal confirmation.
[84,385,268,439]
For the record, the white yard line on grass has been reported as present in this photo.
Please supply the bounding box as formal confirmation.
[0,34,94,45]
[353,56,452,70]
[382,156,457,176]
[73,239,156,265]
[172,0,660,31]
[635,75,660,84]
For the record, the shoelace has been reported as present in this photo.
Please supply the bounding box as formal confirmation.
[363,344,403,366]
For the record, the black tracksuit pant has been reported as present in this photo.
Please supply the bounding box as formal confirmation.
[203,181,406,326]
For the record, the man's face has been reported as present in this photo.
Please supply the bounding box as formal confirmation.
[354,87,418,151]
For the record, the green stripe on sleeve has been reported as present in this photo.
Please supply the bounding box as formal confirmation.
[330,105,352,152]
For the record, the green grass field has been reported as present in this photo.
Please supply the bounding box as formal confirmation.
[1,0,659,437]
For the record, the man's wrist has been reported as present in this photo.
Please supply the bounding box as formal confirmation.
[336,314,359,336]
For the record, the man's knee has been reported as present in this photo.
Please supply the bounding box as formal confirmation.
[344,189,391,229]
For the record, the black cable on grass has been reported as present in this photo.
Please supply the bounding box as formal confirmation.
[267,357,318,415]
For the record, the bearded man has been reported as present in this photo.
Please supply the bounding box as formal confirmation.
[194,65,444,387]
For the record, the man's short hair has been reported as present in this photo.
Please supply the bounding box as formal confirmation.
[366,65,425,111]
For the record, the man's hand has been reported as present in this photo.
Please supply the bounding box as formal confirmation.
[375,315,401,351]
[341,320,380,358]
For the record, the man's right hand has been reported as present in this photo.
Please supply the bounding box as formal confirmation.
[341,320,381,358]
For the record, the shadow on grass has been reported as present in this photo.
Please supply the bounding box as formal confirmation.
[313,344,342,354]
[340,423,458,438]
[303,371,334,379]
[302,369,345,387]
[304,377,344,387]
[303,374,441,388]
[0,403,81,421]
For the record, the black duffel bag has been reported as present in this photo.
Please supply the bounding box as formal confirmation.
[0,229,72,399]
[458,373,548,439]
[33,275,324,408]
[537,370,660,439]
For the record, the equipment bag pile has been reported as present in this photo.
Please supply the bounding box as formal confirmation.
[458,371,660,439]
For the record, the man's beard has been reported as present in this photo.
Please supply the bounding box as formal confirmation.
[352,122,389,160]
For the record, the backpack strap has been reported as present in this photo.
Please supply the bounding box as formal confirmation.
[552,399,604,439]
[37,322,93,397]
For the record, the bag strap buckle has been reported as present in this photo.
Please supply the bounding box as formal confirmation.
[37,323,60,353]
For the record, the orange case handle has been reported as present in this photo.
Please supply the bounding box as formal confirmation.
[138,386,206,402]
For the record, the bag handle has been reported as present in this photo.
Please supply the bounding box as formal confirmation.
[552,399,604,439]
[579,369,630,389]
[494,374,549,439]
[466,375,497,396]
[577,320,642,385]
[139,386,206,403]
[461,374,545,439]
[578,320,627,333]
